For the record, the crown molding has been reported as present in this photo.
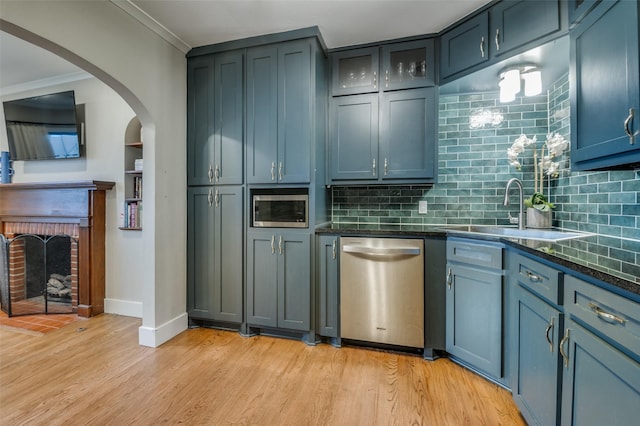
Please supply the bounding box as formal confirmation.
[0,71,93,96]
[110,0,191,54]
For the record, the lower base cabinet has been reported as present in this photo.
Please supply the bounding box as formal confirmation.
[446,238,504,381]
[187,186,243,323]
[246,229,311,332]
[317,235,339,339]
[560,320,640,426]
[512,286,563,426]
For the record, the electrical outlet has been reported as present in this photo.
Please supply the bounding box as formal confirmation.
[418,200,428,214]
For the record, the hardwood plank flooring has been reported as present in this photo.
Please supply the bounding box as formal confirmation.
[0,314,525,425]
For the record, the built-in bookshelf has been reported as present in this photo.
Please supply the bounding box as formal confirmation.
[120,117,143,230]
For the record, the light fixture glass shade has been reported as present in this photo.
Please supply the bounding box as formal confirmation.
[499,69,520,103]
[523,69,542,96]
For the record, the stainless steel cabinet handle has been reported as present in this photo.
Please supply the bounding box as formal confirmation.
[624,108,635,144]
[545,317,554,353]
[214,189,219,207]
[278,162,283,181]
[278,235,283,255]
[495,28,500,51]
[270,235,275,254]
[446,268,453,290]
[560,328,570,368]
[207,188,213,207]
[332,239,337,260]
[270,162,276,181]
[480,36,485,58]
[526,270,542,282]
[208,164,214,183]
[589,303,625,324]
[343,245,420,256]
[384,158,388,176]
[214,164,220,182]
[373,71,377,90]
[372,158,376,176]
[385,69,389,89]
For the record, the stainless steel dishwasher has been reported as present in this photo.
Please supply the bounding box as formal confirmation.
[340,237,424,348]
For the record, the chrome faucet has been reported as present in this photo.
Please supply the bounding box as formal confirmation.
[503,178,525,230]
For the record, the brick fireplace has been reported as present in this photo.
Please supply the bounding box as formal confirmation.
[0,181,114,317]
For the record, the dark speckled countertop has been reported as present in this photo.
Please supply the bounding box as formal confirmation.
[316,223,640,298]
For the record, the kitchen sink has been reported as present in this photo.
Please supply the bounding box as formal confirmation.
[443,225,595,242]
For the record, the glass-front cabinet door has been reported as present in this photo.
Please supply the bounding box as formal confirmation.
[332,47,379,96]
[381,39,435,91]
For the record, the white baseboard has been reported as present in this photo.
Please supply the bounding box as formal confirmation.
[138,312,188,348]
[104,298,143,318]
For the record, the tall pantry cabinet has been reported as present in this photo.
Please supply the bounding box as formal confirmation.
[187,28,329,337]
[186,51,244,324]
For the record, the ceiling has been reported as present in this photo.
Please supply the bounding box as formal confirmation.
[0,0,490,93]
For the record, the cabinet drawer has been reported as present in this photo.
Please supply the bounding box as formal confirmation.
[512,253,562,306]
[446,238,502,270]
[565,275,640,357]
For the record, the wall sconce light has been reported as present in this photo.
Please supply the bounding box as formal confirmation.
[499,65,542,103]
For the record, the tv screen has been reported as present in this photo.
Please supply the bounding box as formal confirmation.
[3,90,83,161]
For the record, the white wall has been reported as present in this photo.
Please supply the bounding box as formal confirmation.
[1,0,188,346]
[0,77,145,317]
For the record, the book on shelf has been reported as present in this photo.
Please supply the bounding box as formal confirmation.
[133,176,143,199]
[121,200,142,229]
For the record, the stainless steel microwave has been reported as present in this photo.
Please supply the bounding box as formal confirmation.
[252,191,309,228]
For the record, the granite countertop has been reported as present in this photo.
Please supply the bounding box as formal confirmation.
[316,223,640,298]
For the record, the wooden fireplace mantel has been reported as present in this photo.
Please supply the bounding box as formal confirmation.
[0,180,115,317]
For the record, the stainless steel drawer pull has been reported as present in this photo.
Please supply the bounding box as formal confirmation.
[207,189,213,207]
[446,268,453,290]
[270,162,276,181]
[270,235,275,254]
[372,158,376,176]
[589,303,625,324]
[214,164,220,181]
[545,317,554,353]
[208,164,214,183]
[278,162,283,181]
[331,239,337,260]
[278,235,283,255]
[560,328,570,368]
[214,189,219,207]
[480,36,485,58]
[495,28,500,50]
[526,270,542,282]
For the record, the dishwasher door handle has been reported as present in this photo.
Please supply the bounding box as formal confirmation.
[342,245,421,256]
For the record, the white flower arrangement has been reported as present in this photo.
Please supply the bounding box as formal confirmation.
[507,132,569,211]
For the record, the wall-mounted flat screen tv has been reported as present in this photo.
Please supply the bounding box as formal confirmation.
[3,90,84,161]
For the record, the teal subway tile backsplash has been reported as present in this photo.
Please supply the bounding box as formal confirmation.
[332,73,639,245]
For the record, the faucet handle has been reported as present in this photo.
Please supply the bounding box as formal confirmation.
[508,212,519,224]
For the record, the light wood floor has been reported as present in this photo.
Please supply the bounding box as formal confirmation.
[0,314,525,425]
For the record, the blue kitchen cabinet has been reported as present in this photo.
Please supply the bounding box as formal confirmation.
[330,94,378,181]
[508,252,564,426]
[380,88,436,180]
[332,47,379,96]
[446,238,504,381]
[570,0,640,170]
[246,39,312,184]
[246,229,311,332]
[380,39,435,91]
[560,320,640,426]
[330,88,436,184]
[187,50,243,186]
[187,186,243,323]
[491,0,562,59]
[440,12,490,80]
[317,235,339,339]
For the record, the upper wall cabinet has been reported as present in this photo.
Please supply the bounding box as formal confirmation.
[568,0,600,26]
[440,0,564,83]
[570,0,640,170]
[332,39,434,96]
[187,51,244,186]
[440,12,490,80]
[490,0,562,59]
[246,39,315,184]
